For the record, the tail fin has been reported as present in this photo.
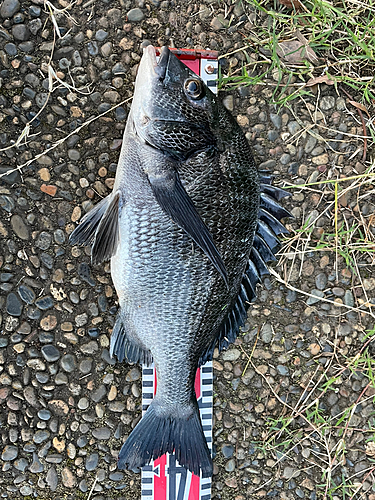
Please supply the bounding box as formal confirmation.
[117,401,212,478]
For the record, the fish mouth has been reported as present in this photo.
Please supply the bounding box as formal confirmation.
[155,46,170,80]
[140,45,171,81]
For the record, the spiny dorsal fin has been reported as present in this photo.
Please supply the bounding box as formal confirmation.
[198,171,291,366]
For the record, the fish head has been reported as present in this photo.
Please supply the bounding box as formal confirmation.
[131,45,218,160]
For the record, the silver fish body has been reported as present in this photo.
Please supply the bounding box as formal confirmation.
[70,45,291,477]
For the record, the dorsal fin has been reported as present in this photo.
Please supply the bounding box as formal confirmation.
[198,172,291,365]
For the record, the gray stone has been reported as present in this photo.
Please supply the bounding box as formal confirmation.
[72,50,82,66]
[0,194,15,212]
[29,452,44,473]
[78,262,95,286]
[91,384,106,402]
[60,354,76,372]
[0,0,20,18]
[280,153,291,165]
[28,18,42,35]
[315,273,327,290]
[1,445,18,461]
[261,323,273,343]
[14,458,28,472]
[92,427,111,440]
[38,409,51,420]
[306,289,324,305]
[338,322,352,337]
[46,454,63,464]
[55,372,68,384]
[1,272,13,282]
[211,14,229,30]
[4,42,17,55]
[87,41,98,56]
[29,5,40,16]
[85,452,99,471]
[79,358,93,374]
[6,292,22,316]
[127,8,144,22]
[344,290,354,307]
[225,458,236,472]
[36,93,48,108]
[107,8,122,26]
[0,167,20,184]
[287,121,301,135]
[35,296,54,310]
[80,340,98,354]
[95,29,108,41]
[283,466,299,479]
[270,113,282,129]
[20,485,33,496]
[33,430,50,444]
[268,130,278,141]
[24,386,40,408]
[221,348,241,361]
[75,313,88,327]
[78,397,89,410]
[68,149,80,161]
[221,444,234,458]
[36,231,52,250]
[320,96,335,110]
[79,479,88,492]
[77,436,88,448]
[277,365,289,376]
[222,95,234,111]
[126,367,141,382]
[41,345,60,362]
[12,24,29,41]
[53,229,65,244]
[18,285,35,304]
[46,466,58,491]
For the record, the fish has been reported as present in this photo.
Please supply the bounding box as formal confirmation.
[69,45,291,478]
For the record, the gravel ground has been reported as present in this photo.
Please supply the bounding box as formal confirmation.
[0,0,375,499]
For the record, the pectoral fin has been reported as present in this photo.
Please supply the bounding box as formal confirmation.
[69,195,109,246]
[91,192,120,265]
[147,168,228,285]
[69,192,121,265]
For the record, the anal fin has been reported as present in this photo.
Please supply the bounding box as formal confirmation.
[110,313,152,366]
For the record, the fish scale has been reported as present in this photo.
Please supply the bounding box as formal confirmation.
[70,45,292,480]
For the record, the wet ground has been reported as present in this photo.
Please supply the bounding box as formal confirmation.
[0,0,374,499]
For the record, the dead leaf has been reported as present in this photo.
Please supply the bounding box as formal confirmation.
[279,0,304,10]
[348,100,370,117]
[276,40,318,65]
[305,75,336,87]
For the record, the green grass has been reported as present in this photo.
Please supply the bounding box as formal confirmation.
[249,327,375,499]
[219,0,375,106]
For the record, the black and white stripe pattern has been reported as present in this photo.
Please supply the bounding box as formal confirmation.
[141,362,213,500]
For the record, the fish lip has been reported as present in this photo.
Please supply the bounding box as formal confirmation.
[155,45,170,80]
[141,44,158,76]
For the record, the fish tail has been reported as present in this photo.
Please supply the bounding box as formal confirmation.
[117,400,213,478]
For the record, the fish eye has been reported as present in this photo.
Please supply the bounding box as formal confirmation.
[184,78,205,100]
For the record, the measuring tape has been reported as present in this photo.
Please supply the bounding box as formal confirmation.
[141,48,219,500]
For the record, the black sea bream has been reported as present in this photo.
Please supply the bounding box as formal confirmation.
[70,45,291,478]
